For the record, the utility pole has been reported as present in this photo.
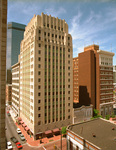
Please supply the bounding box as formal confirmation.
[61,129,62,150]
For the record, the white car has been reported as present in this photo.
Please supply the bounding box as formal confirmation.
[7,141,13,150]
[16,128,22,134]
[19,134,25,141]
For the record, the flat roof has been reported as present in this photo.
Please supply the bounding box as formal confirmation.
[67,118,116,150]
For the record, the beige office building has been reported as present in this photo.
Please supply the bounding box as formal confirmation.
[12,60,20,117]
[20,13,73,139]
[0,0,7,149]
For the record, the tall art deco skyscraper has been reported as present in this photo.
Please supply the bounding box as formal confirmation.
[20,13,73,139]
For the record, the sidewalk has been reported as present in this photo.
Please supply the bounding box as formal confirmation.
[16,123,62,147]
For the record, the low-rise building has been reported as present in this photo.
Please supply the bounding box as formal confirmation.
[67,118,116,150]
[73,105,93,124]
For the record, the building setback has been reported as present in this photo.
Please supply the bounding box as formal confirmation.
[0,0,7,149]
[78,44,114,117]
[19,13,73,139]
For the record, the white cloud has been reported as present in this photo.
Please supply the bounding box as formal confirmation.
[69,6,116,58]
[44,7,66,18]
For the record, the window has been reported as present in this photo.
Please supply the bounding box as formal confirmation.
[68,85,70,88]
[44,32,46,36]
[68,97,70,100]
[39,37,41,40]
[38,93,41,96]
[47,24,49,27]
[68,67,70,70]
[68,73,70,76]
[38,107,41,110]
[68,49,70,52]
[38,71,41,75]
[38,50,41,54]
[38,78,41,82]
[38,121,41,125]
[68,115,70,119]
[38,86,41,89]
[48,33,50,36]
[52,34,54,37]
[38,114,41,117]
[68,55,70,58]
[68,109,70,112]
[38,44,41,47]
[68,103,70,106]
[38,100,41,103]
[38,64,41,68]
[38,57,41,61]
[39,30,41,33]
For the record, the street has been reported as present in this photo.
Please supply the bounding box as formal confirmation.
[6,107,26,149]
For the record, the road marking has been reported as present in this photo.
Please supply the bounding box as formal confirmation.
[42,146,46,150]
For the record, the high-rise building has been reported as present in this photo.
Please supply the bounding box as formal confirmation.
[113,65,116,85]
[12,58,20,117]
[6,84,12,105]
[0,0,7,149]
[6,69,12,84]
[78,44,114,117]
[73,57,79,103]
[6,22,25,84]
[19,13,73,139]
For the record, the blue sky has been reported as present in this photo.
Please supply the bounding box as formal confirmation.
[8,0,116,64]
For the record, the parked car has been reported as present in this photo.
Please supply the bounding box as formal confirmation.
[7,141,13,150]
[16,128,22,134]
[16,142,23,149]
[19,134,25,141]
[10,136,18,143]
[7,111,11,116]
[7,113,11,116]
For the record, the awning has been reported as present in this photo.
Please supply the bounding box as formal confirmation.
[20,121,24,124]
[53,128,60,133]
[18,117,22,121]
[45,130,52,135]
[25,127,30,131]
[22,123,27,127]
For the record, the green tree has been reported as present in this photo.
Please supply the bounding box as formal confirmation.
[61,126,66,135]
[91,109,102,119]
[105,114,110,120]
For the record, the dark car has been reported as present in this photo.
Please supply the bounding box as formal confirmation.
[16,142,23,149]
[10,137,18,143]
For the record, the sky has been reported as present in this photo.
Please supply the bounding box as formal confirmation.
[8,0,116,64]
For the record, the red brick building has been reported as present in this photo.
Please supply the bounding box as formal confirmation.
[78,44,114,117]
